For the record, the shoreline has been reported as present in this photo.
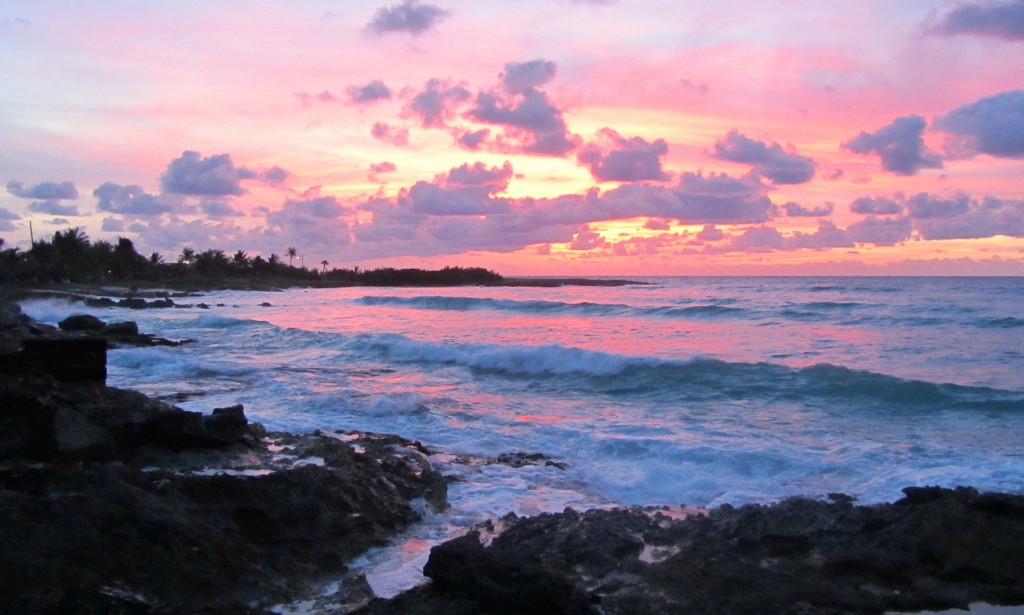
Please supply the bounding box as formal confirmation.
[2,299,1024,613]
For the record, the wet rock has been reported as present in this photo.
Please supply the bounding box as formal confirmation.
[0,377,450,614]
[362,489,1024,615]
[58,313,106,331]
[102,320,139,336]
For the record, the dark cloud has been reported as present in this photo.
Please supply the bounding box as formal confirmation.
[578,128,670,182]
[200,201,244,218]
[850,196,904,215]
[644,218,671,231]
[346,80,392,104]
[367,0,449,35]
[843,115,944,175]
[454,128,490,150]
[93,182,178,216]
[846,216,914,246]
[931,0,1024,40]
[407,78,471,128]
[913,196,1024,239]
[470,88,578,156]
[501,59,557,94]
[238,165,291,186]
[161,151,245,196]
[403,161,514,215]
[906,193,971,218]
[7,179,78,200]
[27,199,82,216]
[599,172,774,224]
[712,131,816,184]
[725,221,877,253]
[783,201,834,217]
[445,161,513,189]
[101,217,126,233]
[371,122,410,146]
[0,207,20,221]
[935,90,1024,158]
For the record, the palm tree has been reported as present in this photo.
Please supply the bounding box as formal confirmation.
[232,250,250,272]
[178,246,196,265]
[286,246,298,267]
[320,259,329,273]
[148,252,164,267]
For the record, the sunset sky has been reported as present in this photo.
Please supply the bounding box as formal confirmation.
[2,0,1023,275]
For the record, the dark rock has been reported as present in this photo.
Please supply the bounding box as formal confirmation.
[363,490,1024,615]
[58,313,106,331]
[102,320,139,336]
[260,302,273,307]
[0,377,450,614]
[21,336,107,382]
[118,297,175,309]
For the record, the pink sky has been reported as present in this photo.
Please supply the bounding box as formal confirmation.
[2,0,1023,275]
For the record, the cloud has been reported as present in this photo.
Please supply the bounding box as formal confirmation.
[295,91,340,107]
[470,88,578,156]
[850,196,904,215]
[454,128,490,150]
[578,128,670,182]
[262,195,353,254]
[407,78,471,128]
[599,172,774,224]
[404,161,513,215]
[346,79,392,104]
[501,59,557,94]
[697,224,724,241]
[161,151,246,196]
[569,226,608,250]
[935,90,1024,158]
[200,200,244,218]
[238,165,291,186]
[931,0,1024,41]
[913,196,1024,239]
[905,193,971,218]
[843,116,944,175]
[27,199,82,216]
[367,0,450,35]
[712,131,816,184]
[101,217,125,232]
[368,161,397,182]
[846,216,914,245]
[783,201,834,217]
[7,179,78,200]
[93,182,178,216]
[371,122,410,146]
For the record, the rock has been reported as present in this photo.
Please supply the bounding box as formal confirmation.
[58,313,106,331]
[0,377,450,614]
[362,489,1024,615]
[21,336,107,382]
[102,320,139,336]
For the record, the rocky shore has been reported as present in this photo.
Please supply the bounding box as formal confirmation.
[2,299,1024,614]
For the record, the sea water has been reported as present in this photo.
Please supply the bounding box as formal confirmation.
[20,276,1024,596]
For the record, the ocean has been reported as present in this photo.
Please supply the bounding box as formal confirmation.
[20,276,1024,596]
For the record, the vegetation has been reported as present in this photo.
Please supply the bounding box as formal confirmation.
[0,229,503,289]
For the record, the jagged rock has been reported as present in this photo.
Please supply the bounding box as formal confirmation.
[58,313,106,331]
[21,336,107,382]
[0,377,450,614]
[361,489,1024,615]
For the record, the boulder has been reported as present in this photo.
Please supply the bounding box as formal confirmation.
[58,313,105,331]
[102,320,139,336]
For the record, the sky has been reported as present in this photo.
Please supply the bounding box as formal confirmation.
[2,0,1023,275]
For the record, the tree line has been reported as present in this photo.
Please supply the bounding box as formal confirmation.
[0,228,503,288]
